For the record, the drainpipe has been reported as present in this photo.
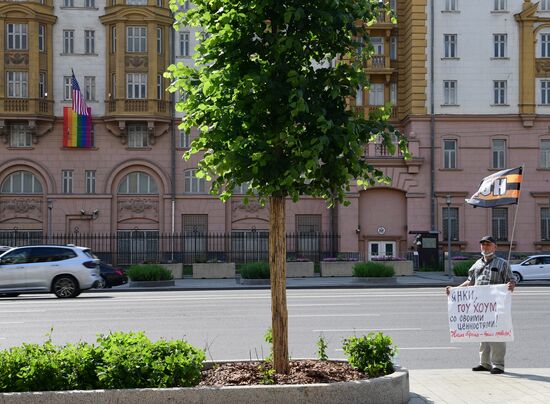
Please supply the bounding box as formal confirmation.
[429,0,436,231]
[170,21,176,262]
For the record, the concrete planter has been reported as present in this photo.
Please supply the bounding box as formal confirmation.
[193,263,235,279]
[353,277,397,285]
[0,366,409,404]
[286,261,314,277]
[376,260,414,276]
[161,263,183,279]
[320,261,358,277]
[129,280,175,288]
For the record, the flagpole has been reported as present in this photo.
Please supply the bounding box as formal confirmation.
[506,164,524,264]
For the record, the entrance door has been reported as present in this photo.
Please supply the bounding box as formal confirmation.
[368,241,396,261]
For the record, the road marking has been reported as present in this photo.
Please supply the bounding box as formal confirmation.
[289,304,360,307]
[313,328,421,332]
[0,322,24,324]
[290,314,380,318]
[0,310,46,314]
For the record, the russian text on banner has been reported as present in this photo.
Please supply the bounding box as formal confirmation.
[447,284,513,342]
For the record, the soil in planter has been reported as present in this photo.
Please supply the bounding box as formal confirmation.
[200,360,370,386]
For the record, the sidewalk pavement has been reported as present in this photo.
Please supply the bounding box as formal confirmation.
[101,272,550,403]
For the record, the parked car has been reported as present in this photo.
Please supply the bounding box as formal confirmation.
[0,246,12,254]
[98,262,128,288]
[0,245,102,298]
[510,255,550,283]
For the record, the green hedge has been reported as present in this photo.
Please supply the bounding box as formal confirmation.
[0,332,205,392]
[240,262,270,279]
[452,260,475,277]
[342,332,396,377]
[127,264,174,281]
[352,262,394,277]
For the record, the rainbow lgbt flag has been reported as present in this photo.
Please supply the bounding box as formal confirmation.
[63,106,93,148]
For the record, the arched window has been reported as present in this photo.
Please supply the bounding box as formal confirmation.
[117,171,158,194]
[1,171,43,194]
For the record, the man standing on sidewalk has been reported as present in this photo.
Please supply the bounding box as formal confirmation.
[445,235,515,374]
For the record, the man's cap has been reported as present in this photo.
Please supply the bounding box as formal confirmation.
[479,236,496,244]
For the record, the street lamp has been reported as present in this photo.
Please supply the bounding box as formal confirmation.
[446,194,452,280]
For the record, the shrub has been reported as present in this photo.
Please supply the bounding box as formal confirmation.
[127,264,173,281]
[0,331,204,392]
[240,262,270,279]
[353,262,394,277]
[342,332,396,378]
[453,259,475,277]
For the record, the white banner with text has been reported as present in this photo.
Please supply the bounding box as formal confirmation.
[447,284,513,342]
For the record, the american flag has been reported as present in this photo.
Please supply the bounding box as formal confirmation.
[71,71,89,116]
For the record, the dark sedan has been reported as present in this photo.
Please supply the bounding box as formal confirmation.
[98,262,128,288]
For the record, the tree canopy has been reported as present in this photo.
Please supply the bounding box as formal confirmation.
[167,0,409,206]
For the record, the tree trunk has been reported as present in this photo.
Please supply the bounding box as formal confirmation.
[269,195,289,374]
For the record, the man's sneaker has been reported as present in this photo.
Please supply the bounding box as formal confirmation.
[472,365,491,372]
[490,368,504,374]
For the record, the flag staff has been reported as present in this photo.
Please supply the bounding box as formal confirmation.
[506,164,525,264]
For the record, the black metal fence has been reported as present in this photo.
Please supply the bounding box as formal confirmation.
[0,232,348,266]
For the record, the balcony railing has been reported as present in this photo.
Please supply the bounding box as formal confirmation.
[106,99,171,114]
[0,98,53,115]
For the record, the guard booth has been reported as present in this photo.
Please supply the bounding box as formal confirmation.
[410,231,440,270]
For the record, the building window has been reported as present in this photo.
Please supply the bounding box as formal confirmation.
[64,76,71,100]
[542,208,550,241]
[371,37,384,55]
[39,72,46,98]
[157,27,163,54]
[492,139,506,169]
[541,33,550,57]
[355,86,363,106]
[127,124,148,148]
[390,36,397,60]
[111,26,116,53]
[38,25,46,52]
[541,140,550,168]
[127,26,146,52]
[63,30,74,54]
[445,0,458,11]
[492,208,508,241]
[62,170,73,194]
[84,76,96,101]
[493,0,506,11]
[126,73,147,99]
[64,0,74,6]
[118,171,158,194]
[179,31,190,56]
[443,80,457,105]
[443,139,457,169]
[157,74,163,99]
[111,74,116,98]
[7,23,28,50]
[233,182,250,194]
[85,30,95,54]
[493,80,507,105]
[390,82,397,105]
[179,131,191,148]
[184,169,206,193]
[542,80,550,104]
[7,71,28,98]
[0,171,42,194]
[493,34,507,58]
[442,207,459,241]
[126,0,147,4]
[183,0,191,10]
[9,124,31,148]
[368,83,384,106]
[157,0,163,6]
[85,0,96,7]
[543,0,550,11]
[443,34,457,58]
[85,170,96,194]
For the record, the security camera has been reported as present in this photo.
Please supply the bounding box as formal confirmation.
[80,209,86,215]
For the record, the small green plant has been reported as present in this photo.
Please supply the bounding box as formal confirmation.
[353,262,394,277]
[317,334,328,361]
[264,327,273,362]
[127,264,173,281]
[239,262,270,279]
[342,332,396,378]
[452,260,475,276]
[258,363,276,385]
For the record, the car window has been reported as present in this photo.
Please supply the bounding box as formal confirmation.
[29,247,77,263]
[0,248,31,264]
[542,257,550,265]
[83,249,98,259]
[525,258,538,265]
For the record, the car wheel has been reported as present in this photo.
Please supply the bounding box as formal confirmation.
[52,276,80,298]
[512,271,522,284]
[96,278,107,289]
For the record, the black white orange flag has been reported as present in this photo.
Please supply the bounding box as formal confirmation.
[465,166,523,208]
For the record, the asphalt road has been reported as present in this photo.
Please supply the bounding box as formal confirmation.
[1,287,548,370]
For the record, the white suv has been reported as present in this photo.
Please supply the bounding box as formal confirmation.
[0,245,102,298]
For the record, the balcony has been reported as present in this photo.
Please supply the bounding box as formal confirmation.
[106,99,171,116]
[353,105,397,119]
[0,98,54,117]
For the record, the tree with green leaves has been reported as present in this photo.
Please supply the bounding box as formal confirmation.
[167,0,409,374]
